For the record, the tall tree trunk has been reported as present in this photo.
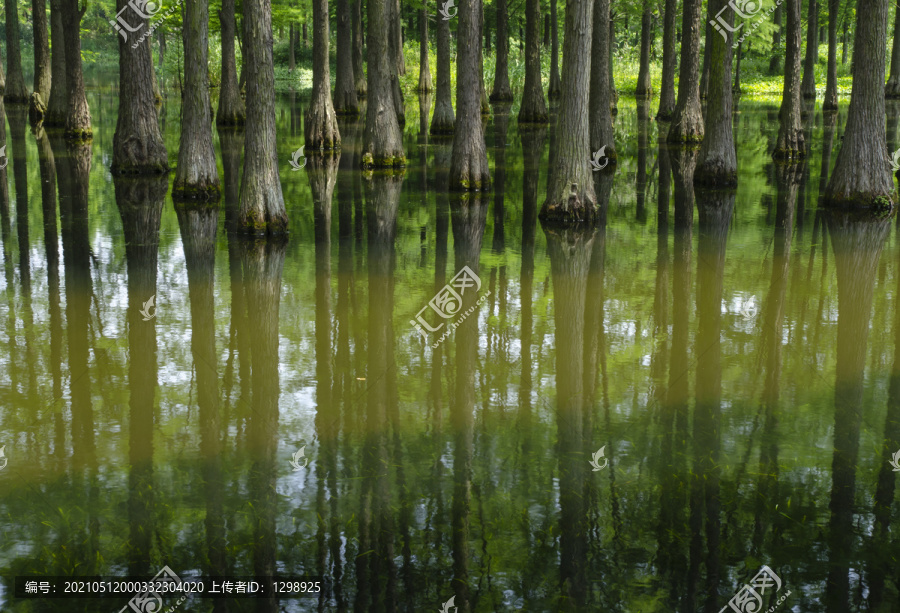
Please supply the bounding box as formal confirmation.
[306,0,341,148]
[884,0,900,98]
[362,0,405,166]
[31,0,52,116]
[62,0,92,140]
[431,0,455,134]
[217,0,246,124]
[667,0,704,143]
[5,0,28,102]
[543,13,550,46]
[518,0,548,123]
[388,0,406,124]
[548,0,561,99]
[700,22,711,98]
[112,0,168,174]
[303,21,308,46]
[590,0,616,160]
[289,23,296,71]
[392,0,405,75]
[769,4,783,73]
[478,2,490,114]
[733,39,743,93]
[44,0,67,126]
[635,0,653,97]
[695,0,735,185]
[353,0,367,97]
[239,0,288,232]
[609,15,618,113]
[336,0,360,112]
[801,0,818,98]
[841,18,847,65]
[174,0,220,199]
[541,0,596,221]
[824,0,893,207]
[656,0,677,119]
[417,8,434,93]
[449,0,491,190]
[774,0,804,159]
[490,0,513,101]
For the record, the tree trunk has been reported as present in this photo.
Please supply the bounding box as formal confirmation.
[392,0,405,75]
[174,0,220,199]
[289,23,296,71]
[362,0,405,166]
[609,16,618,113]
[589,0,615,160]
[239,0,288,233]
[353,0,367,97]
[449,0,491,190]
[656,0,677,119]
[158,29,165,73]
[695,0,735,186]
[884,0,900,98]
[544,13,550,46]
[485,7,491,52]
[773,0,804,160]
[733,39,743,93]
[62,0,92,140]
[478,3,490,114]
[540,0,596,222]
[546,0,561,101]
[303,22,308,46]
[306,0,341,148]
[801,0,818,98]
[667,0,704,143]
[5,0,28,102]
[31,0,52,111]
[635,0,653,97]
[824,0,893,207]
[217,0,246,124]
[431,0,455,134]
[769,4,783,73]
[518,0,548,123]
[700,21,712,99]
[490,0,513,101]
[44,0,67,126]
[417,8,434,93]
[388,0,406,124]
[112,0,168,174]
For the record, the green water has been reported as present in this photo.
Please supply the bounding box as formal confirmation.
[1,86,900,612]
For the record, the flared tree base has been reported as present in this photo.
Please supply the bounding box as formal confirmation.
[694,161,738,188]
[539,184,600,225]
[886,79,900,99]
[361,151,407,169]
[173,180,222,201]
[28,93,47,126]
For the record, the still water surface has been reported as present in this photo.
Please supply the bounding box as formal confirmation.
[2,85,900,612]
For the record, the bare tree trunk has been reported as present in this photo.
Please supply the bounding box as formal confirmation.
[112,0,168,174]
[5,0,28,102]
[842,18,848,65]
[884,0,900,98]
[44,0,67,126]
[362,0,405,166]
[306,0,341,148]
[354,0,367,97]
[733,39,743,93]
[388,0,406,124]
[217,0,246,124]
[335,0,360,113]
[667,0,704,143]
[548,0,561,99]
[239,0,288,233]
[479,3,490,114]
[392,0,405,75]
[590,0,616,160]
[695,0,735,186]
[700,22,711,99]
[303,21,308,46]
[769,4,783,73]
[289,23,296,71]
[635,0,653,97]
[417,8,434,93]
[431,0,455,134]
[609,16,618,113]
[31,0,52,118]
[801,0,818,99]
[518,0,548,123]
[541,0,596,222]
[62,0,92,140]
[656,0,677,119]
[774,0,805,160]
[449,0,491,190]
[824,0,893,207]
[490,0,513,101]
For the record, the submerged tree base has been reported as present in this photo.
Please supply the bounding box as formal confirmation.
[173,181,223,201]
[539,182,600,224]
[694,161,738,188]
[821,191,896,213]
[112,160,170,176]
[28,93,47,126]
[65,127,94,143]
[772,147,806,163]
[216,111,246,126]
[361,151,407,169]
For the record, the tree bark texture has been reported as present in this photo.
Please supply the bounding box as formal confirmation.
[388,0,405,124]
[306,0,341,149]
[353,0,367,97]
[449,0,491,190]
[362,0,405,166]
[609,16,618,113]
[239,0,288,233]
[431,0,455,135]
[5,0,28,102]
[417,8,434,93]
[774,0,805,160]
[548,0,561,99]
[335,0,360,112]
[490,0,513,101]
[32,0,52,107]
[824,0,894,207]
[217,0,246,124]
[112,0,168,175]
[518,0,548,123]
[289,23,296,71]
[884,0,900,98]
[700,21,711,99]
[657,0,677,119]
[769,4,783,73]
[801,0,818,99]
[590,0,616,160]
[62,0,92,140]
[45,0,67,126]
[636,0,653,97]
[667,0,704,143]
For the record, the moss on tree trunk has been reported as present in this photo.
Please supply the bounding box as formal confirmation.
[430,0,455,135]
[667,0,704,143]
[306,0,341,149]
[773,0,806,161]
[362,0,405,166]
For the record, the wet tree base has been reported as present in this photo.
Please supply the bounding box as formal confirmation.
[28,93,47,126]
[172,181,222,201]
[694,163,737,188]
[489,92,515,103]
[772,148,806,162]
[886,80,900,98]
[539,200,600,225]
[4,94,30,104]
[335,106,360,117]
[821,191,897,215]
[361,152,407,169]
[111,161,170,176]
[216,112,246,127]
[449,178,492,191]
[429,120,455,136]
[64,127,93,143]
[666,130,703,146]
[656,109,674,122]
[237,211,289,235]
[518,111,550,124]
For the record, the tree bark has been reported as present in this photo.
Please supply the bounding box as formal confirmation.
[174,0,220,199]
[884,0,900,98]
[31,0,52,113]
[518,0,548,123]
[112,0,168,174]
[306,0,341,148]
[490,0,513,101]
[5,0,28,102]
[289,23,296,71]
[417,8,434,93]
[590,0,616,160]
[541,0,596,222]
[824,0,893,207]
[695,0,735,186]
[667,0,704,143]
[335,0,360,113]
[700,21,711,99]
[62,0,92,140]
[449,0,491,190]
[217,0,246,124]
[774,0,804,160]
[362,0,405,166]
[656,0,677,119]
[478,3,490,114]
[44,0,67,126]
[303,21,308,46]
[388,0,406,125]
[431,0,455,134]
[769,4,783,73]
[353,0,367,97]
[548,0,561,99]
[801,0,818,99]
[239,0,288,233]
[636,0,653,97]
[733,39,743,93]
[608,16,618,113]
